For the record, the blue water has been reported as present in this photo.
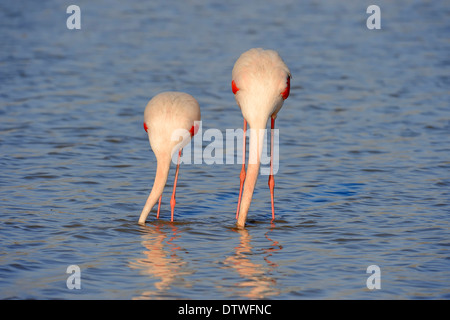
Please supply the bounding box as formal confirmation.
[1,0,449,299]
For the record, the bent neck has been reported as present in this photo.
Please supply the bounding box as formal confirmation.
[138,155,171,224]
[237,124,267,228]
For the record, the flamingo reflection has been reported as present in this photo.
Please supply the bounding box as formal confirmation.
[130,224,192,299]
[223,226,282,299]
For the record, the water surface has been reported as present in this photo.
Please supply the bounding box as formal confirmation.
[0,0,449,299]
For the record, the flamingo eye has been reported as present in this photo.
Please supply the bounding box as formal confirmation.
[143,122,149,132]
[189,123,199,137]
[281,76,290,100]
[231,80,239,94]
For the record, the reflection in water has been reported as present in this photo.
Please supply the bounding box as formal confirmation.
[223,225,283,299]
[129,223,192,299]
[263,225,283,268]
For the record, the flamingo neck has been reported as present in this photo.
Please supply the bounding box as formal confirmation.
[138,156,171,224]
[237,126,265,228]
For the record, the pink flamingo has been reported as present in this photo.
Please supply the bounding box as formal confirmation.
[232,48,291,228]
[138,92,201,224]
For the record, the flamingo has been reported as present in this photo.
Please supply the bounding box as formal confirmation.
[138,92,201,224]
[232,48,291,229]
